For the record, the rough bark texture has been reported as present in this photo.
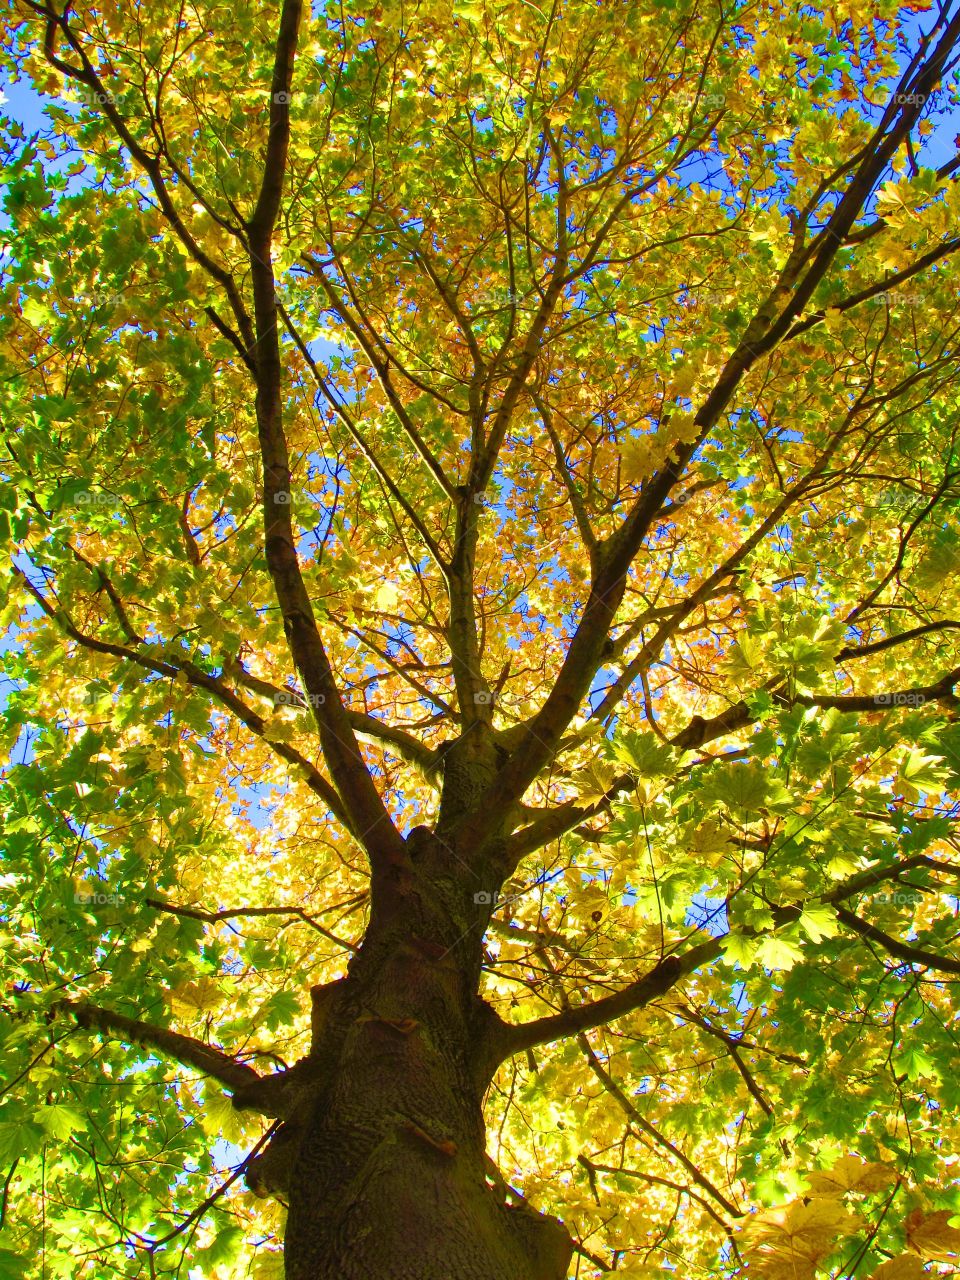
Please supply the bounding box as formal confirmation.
[237,827,572,1280]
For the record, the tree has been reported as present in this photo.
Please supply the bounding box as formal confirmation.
[1,0,960,1274]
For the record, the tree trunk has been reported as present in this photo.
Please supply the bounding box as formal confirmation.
[241,827,572,1280]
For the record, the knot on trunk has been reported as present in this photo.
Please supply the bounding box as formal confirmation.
[246,1120,302,1202]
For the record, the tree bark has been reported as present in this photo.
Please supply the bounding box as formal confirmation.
[239,828,572,1280]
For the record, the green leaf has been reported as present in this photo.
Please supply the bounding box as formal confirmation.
[0,1120,45,1162]
[755,934,805,971]
[0,1249,30,1280]
[34,1104,85,1141]
[799,905,840,943]
[723,932,760,967]
[700,760,791,815]
[896,750,948,803]
[262,988,301,1032]
[199,1225,246,1266]
[611,730,680,777]
[894,1046,939,1083]
[20,297,49,328]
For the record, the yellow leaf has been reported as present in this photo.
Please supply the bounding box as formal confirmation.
[574,759,617,803]
[666,364,697,397]
[686,817,729,854]
[670,410,700,444]
[168,977,222,1013]
[806,1154,896,1196]
[876,243,913,272]
[867,1256,926,1280]
[750,1196,854,1238]
[621,438,652,486]
[906,1208,960,1258]
[755,934,804,971]
[374,581,400,611]
[744,1196,860,1279]
[252,1253,286,1280]
[200,1088,251,1143]
[21,296,48,327]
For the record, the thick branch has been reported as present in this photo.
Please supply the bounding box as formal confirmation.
[13,565,357,835]
[58,1000,264,1096]
[144,897,359,953]
[837,619,960,662]
[822,852,960,905]
[502,646,960,868]
[244,0,408,878]
[783,235,960,344]
[833,906,960,975]
[496,832,960,1061]
[496,938,721,1060]
[223,655,442,778]
[451,49,956,852]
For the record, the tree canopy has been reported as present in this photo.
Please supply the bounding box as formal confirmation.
[2,0,960,1275]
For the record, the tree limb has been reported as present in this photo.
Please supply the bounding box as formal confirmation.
[833,907,960,976]
[144,897,359,953]
[222,654,442,778]
[243,0,408,880]
[578,1033,742,1220]
[12,564,358,837]
[455,24,960,851]
[496,939,721,1060]
[57,999,265,1097]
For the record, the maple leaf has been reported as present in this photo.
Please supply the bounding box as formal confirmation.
[867,1258,926,1280]
[805,1154,897,1196]
[906,1209,960,1259]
